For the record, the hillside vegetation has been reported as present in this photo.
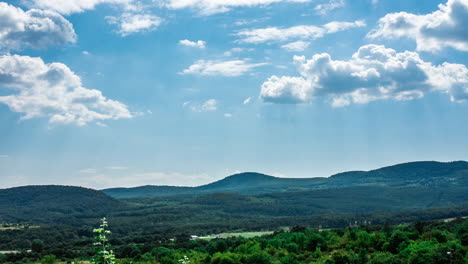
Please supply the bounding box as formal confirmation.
[1,218,467,263]
[103,161,468,198]
[0,185,125,224]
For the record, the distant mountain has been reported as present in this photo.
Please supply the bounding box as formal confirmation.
[103,161,468,198]
[0,185,125,224]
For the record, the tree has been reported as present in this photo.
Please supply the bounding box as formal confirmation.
[31,239,44,254]
[40,255,57,264]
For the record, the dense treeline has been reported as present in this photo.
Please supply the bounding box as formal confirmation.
[1,218,466,263]
[1,204,467,256]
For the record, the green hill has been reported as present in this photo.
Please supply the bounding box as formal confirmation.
[103,161,468,198]
[0,185,125,224]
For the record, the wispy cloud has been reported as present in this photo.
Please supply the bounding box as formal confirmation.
[181,59,267,77]
[28,0,133,15]
[314,0,345,15]
[80,168,98,174]
[236,20,365,44]
[281,41,310,51]
[189,99,218,112]
[164,0,313,15]
[107,166,129,170]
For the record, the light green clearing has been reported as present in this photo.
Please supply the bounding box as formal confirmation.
[198,231,274,240]
[0,224,40,231]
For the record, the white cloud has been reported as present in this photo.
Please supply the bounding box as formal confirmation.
[261,76,311,103]
[183,99,218,112]
[224,113,233,117]
[323,20,366,33]
[243,97,252,104]
[368,0,468,52]
[181,59,267,76]
[0,2,76,50]
[179,39,206,48]
[164,0,312,15]
[198,99,217,112]
[80,168,98,174]
[29,0,133,15]
[0,54,133,126]
[223,47,254,56]
[106,12,162,36]
[281,41,310,51]
[260,44,468,105]
[107,166,129,170]
[314,0,345,15]
[236,20,365,44]
[234,17,269,26]
[82,51,90,55]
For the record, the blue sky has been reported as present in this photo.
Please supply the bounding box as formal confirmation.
[1,0,468,188]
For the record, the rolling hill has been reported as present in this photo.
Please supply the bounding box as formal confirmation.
[103,161,468,198]
[0,185,126,224]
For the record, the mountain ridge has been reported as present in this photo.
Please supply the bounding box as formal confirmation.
[102,160,468,198]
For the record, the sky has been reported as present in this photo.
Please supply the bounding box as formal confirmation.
[0,0,468,189]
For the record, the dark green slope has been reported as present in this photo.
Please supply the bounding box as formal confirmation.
[0,185,125,224]
[103,161,468,198]
[184,185,468,216]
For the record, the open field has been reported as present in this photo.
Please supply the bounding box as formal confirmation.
[198,231,274,240]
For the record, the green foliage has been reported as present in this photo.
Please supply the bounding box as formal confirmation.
[93,218,116,264]
[1,218,468,264]
[40,255,57,264]
[31,239,44,253]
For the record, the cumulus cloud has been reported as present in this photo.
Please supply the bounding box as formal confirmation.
[314,0,345,15]
[0,2,76,50]
[0,54,133,126]
[28,0,133,15]
[260,44,468,105]
[106,12,162,36]
[243,97,252,104]
[236,20,365,44]
[179,39,206,48]
[281,41,310,51]
[368,0,468,52]
[164,0,312,15]
[181,59,267,76]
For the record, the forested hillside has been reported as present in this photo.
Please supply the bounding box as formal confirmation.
[103,161,468,198]
[0,185,126,224]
